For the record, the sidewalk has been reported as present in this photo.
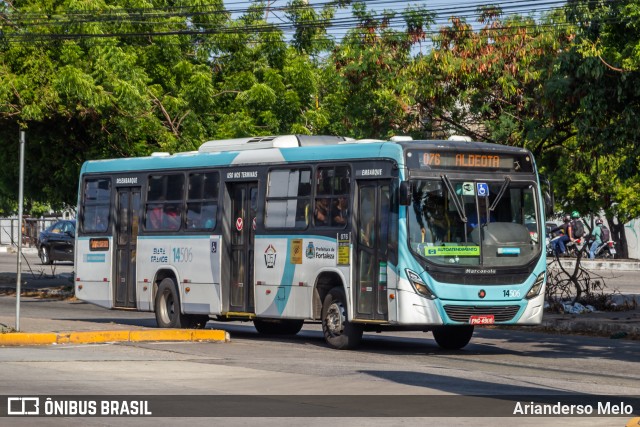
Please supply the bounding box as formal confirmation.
[558,258,640,271]
[0,272,229,346]
[537,302,640,340]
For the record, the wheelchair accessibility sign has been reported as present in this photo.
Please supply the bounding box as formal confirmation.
[477,183,489,197]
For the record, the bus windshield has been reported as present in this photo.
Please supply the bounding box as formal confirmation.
[408,178,541,267]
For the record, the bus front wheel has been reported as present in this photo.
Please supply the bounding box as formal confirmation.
[432,325,474,350]
[155,278,190,328]
[322,288,363,350]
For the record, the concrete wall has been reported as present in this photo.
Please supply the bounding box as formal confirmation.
[625,217,640,260]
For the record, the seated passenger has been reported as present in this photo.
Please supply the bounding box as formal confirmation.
[332,197,348,226]
[315,198,329,225]
[164,207,180,230]
[147,205,163,230]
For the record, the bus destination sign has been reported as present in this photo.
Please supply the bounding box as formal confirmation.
[410,150,532,172]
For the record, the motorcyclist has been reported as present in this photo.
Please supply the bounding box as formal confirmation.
[589,218,604,259]
[550,214,573,257]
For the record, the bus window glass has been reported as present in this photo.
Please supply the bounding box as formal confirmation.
[316,165,351,228]
[359,187,376,247]
[265,168,311,229]
[187,172,219,230]
[145,174,184,231]
[408,179,540,267]
[82,178,111,233]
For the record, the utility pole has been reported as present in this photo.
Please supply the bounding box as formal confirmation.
[16,130,25,331]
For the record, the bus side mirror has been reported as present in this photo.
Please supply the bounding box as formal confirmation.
[540,175,554,219]
[399,181,411,206]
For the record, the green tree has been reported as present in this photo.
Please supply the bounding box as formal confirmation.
[545,0,640,256]
[318,2,433,138]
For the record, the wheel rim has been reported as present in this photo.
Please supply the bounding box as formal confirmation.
[41,248,49,263]
[159,289,175,324]
[325,301,345,337]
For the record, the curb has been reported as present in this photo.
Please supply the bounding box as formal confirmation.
[538,318,640,339]
[0,329,230,346]
[556,259,640,271]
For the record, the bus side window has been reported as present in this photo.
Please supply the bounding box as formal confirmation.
[164,205,180,230]
[296,202,310,227]
[314,198,330,226]
[187,172,219,231]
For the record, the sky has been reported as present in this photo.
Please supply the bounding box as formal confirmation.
[223,0,567,40]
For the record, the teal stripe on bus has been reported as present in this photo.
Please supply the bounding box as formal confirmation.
[279,142,404,164]
[81,152,240,174]
[276,241,296,315]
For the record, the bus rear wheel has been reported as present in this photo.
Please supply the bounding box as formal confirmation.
[432,325,474,350]
[155,278,191,329]
[253,319,304,335]
[322,288,363,350]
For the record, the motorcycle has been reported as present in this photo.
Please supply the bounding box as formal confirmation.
[564,238,586,258]
[547,234,585,258]
[587,238,617,259]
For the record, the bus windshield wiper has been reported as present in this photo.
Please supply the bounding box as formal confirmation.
[489,177,511,212]
[441,174,467,223]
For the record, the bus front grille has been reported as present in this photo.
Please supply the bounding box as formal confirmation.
[443,305,520,323]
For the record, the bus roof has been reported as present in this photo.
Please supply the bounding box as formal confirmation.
[80,136,531,175]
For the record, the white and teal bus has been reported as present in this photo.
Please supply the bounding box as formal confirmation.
[75,135,551,350]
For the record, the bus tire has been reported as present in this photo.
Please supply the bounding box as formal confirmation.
[253,318,304,335]
[154,278,189,328]
[322,287,363,350]
[432,325,474,350]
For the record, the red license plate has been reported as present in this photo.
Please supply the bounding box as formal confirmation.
[469,315,495,325]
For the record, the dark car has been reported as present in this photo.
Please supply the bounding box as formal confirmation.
[37,220,76,265]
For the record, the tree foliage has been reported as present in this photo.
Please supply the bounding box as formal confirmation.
[0,0,638,256]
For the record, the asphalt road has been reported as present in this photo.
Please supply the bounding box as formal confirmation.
[1,295,639,426]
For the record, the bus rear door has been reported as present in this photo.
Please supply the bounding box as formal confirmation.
[114,186,141,308]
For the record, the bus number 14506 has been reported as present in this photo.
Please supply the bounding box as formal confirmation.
[172,247,193,263]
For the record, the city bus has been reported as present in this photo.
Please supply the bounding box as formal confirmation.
[75,134,551,350]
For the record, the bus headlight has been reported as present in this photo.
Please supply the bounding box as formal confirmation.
[405,269,437,299]
[526,272,545,299]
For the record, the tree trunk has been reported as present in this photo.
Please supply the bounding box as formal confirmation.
[607,215,628,259]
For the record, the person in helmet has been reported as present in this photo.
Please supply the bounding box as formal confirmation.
[589,218,604,259]
[550,214,574,256]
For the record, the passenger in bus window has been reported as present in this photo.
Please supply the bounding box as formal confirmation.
[315,198,329,225]
[332,197,348,226]
[164,206,180,230]
[147,205,163,230]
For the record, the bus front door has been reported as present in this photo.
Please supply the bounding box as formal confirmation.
[355,181,390,321]
[114,187,140,308]
[227,182,257,314]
